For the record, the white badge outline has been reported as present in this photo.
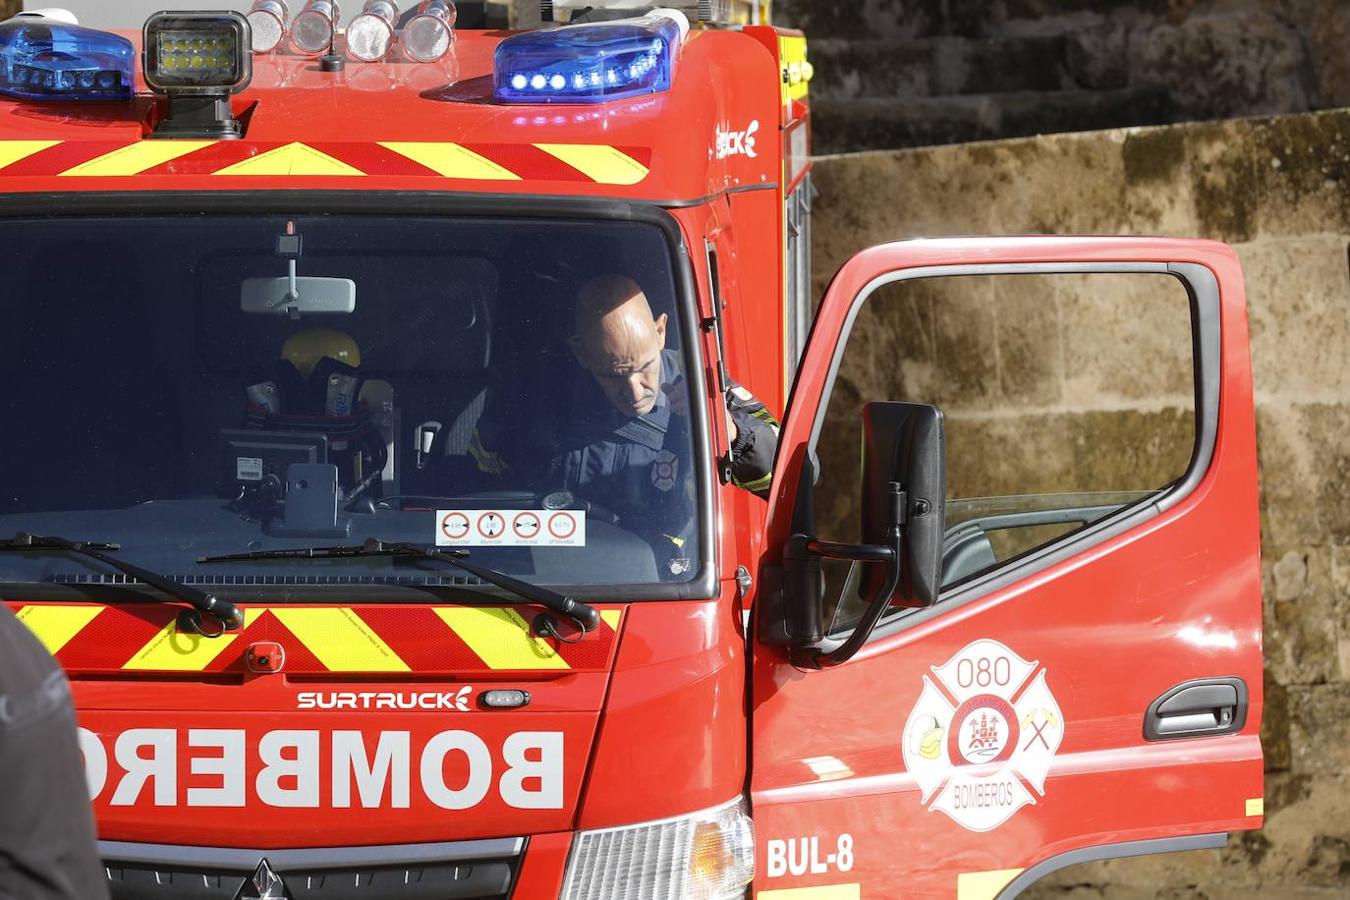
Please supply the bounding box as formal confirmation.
[901,638,1064,832]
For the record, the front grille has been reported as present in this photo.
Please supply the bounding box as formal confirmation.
[101,838,523,900]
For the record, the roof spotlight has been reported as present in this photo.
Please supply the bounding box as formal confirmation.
[291,0,339,56]
[347,0,399,63]
[143,11,252,138]
[245,0,289,53]
[401,0,455,63]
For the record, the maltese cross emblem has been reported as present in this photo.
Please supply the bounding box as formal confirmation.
[902,639,1064,832]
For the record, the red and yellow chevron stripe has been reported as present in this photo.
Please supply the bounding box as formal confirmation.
[0,139,651,185]
[10,602,624,675]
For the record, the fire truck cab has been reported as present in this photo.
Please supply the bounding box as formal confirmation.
[0,4,1262,898]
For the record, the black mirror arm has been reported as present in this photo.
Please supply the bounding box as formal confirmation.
[789,529,903,670]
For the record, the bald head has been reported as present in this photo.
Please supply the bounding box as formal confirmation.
[569,275,669,417]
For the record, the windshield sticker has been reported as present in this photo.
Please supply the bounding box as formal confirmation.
[436,510,585,548]
[901,639,1063,832]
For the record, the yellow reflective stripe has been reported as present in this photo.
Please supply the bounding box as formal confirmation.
[59,140,213,176]
[213,142,365,176]
[599,609,621,631]
[123,607,267,671]
[751,407,780,426]
[15,605,102,654]
[0,140,59,170]
[1247,797,1264,816]
[957,869,1024,900]
[468,429,507,474]
[271,607,410,671]
[739,473,773,491]
[379,141,521,180]
[759,886,860,900]
[534,144,649,185]
[435,607,568,670]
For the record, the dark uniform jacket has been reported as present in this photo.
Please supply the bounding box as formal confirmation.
[0,604,108,900]
[468,349,779,571]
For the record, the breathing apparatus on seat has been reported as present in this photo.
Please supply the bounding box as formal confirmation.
[242,328,388,509]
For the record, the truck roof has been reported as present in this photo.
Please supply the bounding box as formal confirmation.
[0,27,782,204]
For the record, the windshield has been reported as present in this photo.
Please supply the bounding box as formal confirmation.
[0,214,703,594]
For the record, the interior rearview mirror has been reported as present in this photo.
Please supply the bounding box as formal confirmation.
[860,401,945,608]
[241,276,356,316]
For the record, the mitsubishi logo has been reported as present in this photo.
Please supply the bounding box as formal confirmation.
[235,859,288,900]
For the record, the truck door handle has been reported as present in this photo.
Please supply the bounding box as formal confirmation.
[1143,677,1247,741]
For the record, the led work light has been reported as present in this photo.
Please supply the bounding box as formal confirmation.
[143,11,252,139]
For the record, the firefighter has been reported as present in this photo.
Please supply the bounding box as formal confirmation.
[467,274,779,570]
[0,604,107,899]
[563,274,779,499]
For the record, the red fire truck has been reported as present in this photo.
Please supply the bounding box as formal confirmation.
[0,4,1262,898]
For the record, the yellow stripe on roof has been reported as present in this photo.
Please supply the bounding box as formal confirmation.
[379,141,521,180]
[213,142,365,176]
[272,607,410,671]
[535,144,649,185]
[123,607,267,671]
[59,140,214,177]
[435,607,568,670]
[599,609,622,632]
[0,140,59,170]
[15,605,103,654]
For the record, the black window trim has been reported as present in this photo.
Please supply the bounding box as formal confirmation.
[799,260,1222,647]
[0,190,720,603]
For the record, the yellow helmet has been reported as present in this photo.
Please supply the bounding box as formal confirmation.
[281,328,361,378]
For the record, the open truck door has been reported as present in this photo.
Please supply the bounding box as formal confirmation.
[752,237,1263,899]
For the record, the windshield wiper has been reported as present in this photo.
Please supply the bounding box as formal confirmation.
[0,533,245,634]
[198,538,601,632]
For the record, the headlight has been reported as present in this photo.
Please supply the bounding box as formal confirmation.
[561,797,754,900]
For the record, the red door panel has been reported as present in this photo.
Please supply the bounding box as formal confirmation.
[751,238,1261,899]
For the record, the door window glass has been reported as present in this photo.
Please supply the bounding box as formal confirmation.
[815,272,1197,633]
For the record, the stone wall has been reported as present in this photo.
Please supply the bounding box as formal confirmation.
[808,108,1350,895]
[780,0,1349,154]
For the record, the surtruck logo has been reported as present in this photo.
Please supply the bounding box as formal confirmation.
[296,687,472,711]
[715,119,759,159]
[902,639,1063,832]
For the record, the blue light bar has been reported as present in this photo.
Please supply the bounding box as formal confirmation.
[0,17,135,101]
[493,12,684,105]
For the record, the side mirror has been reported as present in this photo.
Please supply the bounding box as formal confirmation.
[861,402,945,608]
[782,401,947,669]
